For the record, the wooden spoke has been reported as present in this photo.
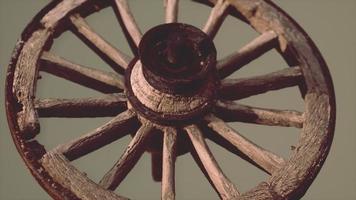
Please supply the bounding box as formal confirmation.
[40,52,124,93]
[161,128,177,200]
[69,14,132,72]
[55,110,138,161]
[203,0,230,38]
[217,30,278,78]
[164,0,179,23]
[219,66,303,100]
[214,101,304,128]
[114,0,142,47]
[185,125,240,199]
[35,93,127,118]
[202,125,269,174]
[100,123,153,190]
[205,115,285,175]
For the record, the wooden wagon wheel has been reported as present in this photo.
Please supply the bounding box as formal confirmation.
[5,0,336,199]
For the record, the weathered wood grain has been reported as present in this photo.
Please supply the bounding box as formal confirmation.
[205,115,286,175]
[114,0,142,47]
[185,124,240,200]
[130,61,213,114]
[99,123,153,190]
[268,93,334,199]
[35,93,127,118]
[217,30,278,78]
[5,0,336,199]
[161,128,177,200]
[13,29,51,139]
[164,0,179,23]
[214,100,304,128]
[203,125,270,174]
[55,110,137,161]
[219,66,303,100]
[41,151,128,200]
[40,51,124,93]
[40,0,87,29]
[203,0,230,38]
[69,14,131,71]
[236,182,280,200]
[199,0,335,199]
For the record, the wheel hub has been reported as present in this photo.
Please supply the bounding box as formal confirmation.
[126,23,219,126]
[5,0,336,199]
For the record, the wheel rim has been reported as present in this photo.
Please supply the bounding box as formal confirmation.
[5,0,335,199]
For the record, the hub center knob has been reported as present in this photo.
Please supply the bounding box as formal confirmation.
[126,23,218,125]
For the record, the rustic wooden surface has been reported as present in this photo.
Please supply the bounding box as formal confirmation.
[217,30,278,79]
[4,0,335,199]
[203,0,230,38]
[42,152,128,200]
[13,29,50,139]
[35,93,127,118]
[99,123,153,190]
[205,114,286,175]
[130,61,213,114]
[219,66,303,100]
[56,110,138,161]
[161,128,177,200]
[214,100,304,128]
[185,124,240,200]
[164,0,179,23]
[40,51,125,93]
[114,0,142,47]
[69,13,131,72]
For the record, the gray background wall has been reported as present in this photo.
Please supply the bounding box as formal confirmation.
[0,0,355,199]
